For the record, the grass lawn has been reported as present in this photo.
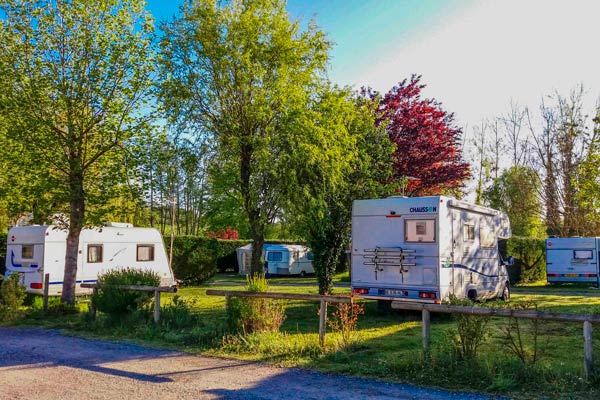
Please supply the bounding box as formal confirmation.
[5,274,600,399]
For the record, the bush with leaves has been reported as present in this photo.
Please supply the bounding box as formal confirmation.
[91,268,160,319]
[227,274,285,334]
[0,273,26,321]
[160,295,201,330]
[445,296,490,360]
[327,294,364,347]
[501,301,543,365]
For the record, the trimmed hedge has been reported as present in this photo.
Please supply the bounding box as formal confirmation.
[500,236,546,284]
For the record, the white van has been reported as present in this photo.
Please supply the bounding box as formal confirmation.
[237,244,314,277]
[4,223,175,295]
[546,237,600,287]
[351,196,512,304]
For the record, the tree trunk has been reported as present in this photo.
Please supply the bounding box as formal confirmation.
[250,229,265,276]
[61,169,85,304]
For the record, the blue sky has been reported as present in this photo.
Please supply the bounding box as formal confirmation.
[147,0,600,132]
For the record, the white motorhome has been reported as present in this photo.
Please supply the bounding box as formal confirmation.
[546,237,600,287]
[237,243,314,277]
[351,196,512,304]
[4,223,175,295]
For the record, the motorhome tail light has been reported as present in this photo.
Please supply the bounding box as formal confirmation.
[585,274,597,278]
[547,273,559,277]
[353,288,369,295]
[419,291,436,299]
[30,283,43,289]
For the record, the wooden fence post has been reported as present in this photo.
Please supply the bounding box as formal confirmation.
[422,309,431,357]
[319,299,327,347]
[43,273,49,313]
[154,290,161,323]
[90,287,98,320]
[584,320,594,379]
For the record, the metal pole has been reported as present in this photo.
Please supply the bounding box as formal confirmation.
[43,273,50,313]
[319,299,327,347]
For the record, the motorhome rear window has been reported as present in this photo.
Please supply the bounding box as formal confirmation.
[574,250,593,260]
[21,245,34,259]
[463,225,475,242]
[405,219,435,243]
[480,220,496,248]
[136,245,155,262]
[267,252,283,262]
[87,245,103,263]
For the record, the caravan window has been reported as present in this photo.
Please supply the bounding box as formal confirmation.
[463,225,475,242]
[479,220,496,248]
[574,250,593,260]
[136,245,155,262]
[405,219,436,243]
[87,245,103,263]
[21,245,34,259]
[267,252,283,262]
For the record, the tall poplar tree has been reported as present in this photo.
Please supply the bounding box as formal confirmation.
[0,0,155,303]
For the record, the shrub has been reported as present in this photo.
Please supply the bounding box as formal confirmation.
[92,268,160,319]
[160,295,201,329]
[327,294,364,347]
[501,236,546,284]
[0,273,26,321]
[445,296,489,360]
[227,274,285,334]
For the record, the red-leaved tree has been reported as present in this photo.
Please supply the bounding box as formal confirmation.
[376,75,470,195]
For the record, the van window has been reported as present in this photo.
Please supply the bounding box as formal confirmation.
[21,245,34,259]
[87,245,103,263]
[405,219,435,243]
[267,251,283,262]
[479,220,496,248]
[463,225,475,242]
[307,252,313,261]
[574,250,593,259]
[137,245,155,262]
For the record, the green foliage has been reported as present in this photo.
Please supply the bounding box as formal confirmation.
[505,236,546,283]
[92,268,160,319]
[227,274,286,334]
[500,301,542,365]
[444,296,489,360]
[0,273,26,321]
[484,166,544,237]
[160,295,201,330]
[166,237,250,285]
[327,294,365,347]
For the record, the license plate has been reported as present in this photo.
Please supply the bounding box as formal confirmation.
[565,273,579,277]
[386,289,407,296]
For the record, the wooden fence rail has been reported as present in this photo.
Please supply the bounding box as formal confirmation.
[391,301,599,380]
[205,289,353,346]
[80,283,177,323]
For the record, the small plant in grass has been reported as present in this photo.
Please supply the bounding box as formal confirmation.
[501,301,542,365]
[227,274,285,334]
[0,274,26,321]
[326,294,364,347]
[445,295,489,360]
[160,295,200,329]
[92,268,160,321]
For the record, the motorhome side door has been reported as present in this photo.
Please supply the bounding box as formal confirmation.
[451,209,465,296]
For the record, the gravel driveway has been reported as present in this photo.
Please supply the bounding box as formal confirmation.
[0,327,504,400]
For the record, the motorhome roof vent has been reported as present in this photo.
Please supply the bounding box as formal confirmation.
[103,222,134,228]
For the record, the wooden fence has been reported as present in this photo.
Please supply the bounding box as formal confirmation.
[205,289,353,346]
[392,302,600,379]
[80,283,177,323]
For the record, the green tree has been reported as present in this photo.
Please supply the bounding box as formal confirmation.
[159,0,332,274]
[0,0,155,303]
[290,90,395,294]
[484,166,543,237]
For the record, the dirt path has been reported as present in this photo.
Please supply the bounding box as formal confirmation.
[0,327,505,400]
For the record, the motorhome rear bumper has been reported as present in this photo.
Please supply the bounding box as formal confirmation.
[352,286,440,302]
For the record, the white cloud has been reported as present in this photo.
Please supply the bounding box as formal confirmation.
[353,0,600,127]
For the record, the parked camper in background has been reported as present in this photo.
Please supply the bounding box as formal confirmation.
[351,196,512,305]
[4,223,175,295]
[236,243,314,277]
[546,237,600,287]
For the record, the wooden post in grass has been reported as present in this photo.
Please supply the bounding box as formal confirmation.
[422,309,431,357]
[90,287,98,320]
[319,299,327,346]
[584,320,594,379]
[154,290,161,323]
[43,273,49,313]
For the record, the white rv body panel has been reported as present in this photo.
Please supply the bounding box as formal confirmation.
[237,244,314,276]
[5,225,175,295]
[351,196,510,303]
[546,237,600,286]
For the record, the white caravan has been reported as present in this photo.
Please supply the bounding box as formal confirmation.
[546,237,600,287]
[237,244,314,277]
[5,223,175,295]
[351,196,512,304]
